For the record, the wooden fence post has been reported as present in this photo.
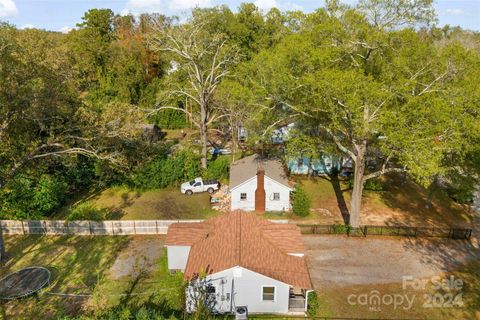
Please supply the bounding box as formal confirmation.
[88,221,92,235]
[155,220,158,234]
[21,220,26,235]
[133,221,136,235]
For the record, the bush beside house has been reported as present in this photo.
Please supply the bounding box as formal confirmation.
[292,184,311,217]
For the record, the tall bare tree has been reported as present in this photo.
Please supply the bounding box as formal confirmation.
[149,20,239,169]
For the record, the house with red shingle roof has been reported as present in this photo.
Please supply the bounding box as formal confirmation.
[165,211,313,315]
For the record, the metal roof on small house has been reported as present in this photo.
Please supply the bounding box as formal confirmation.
[229,154,290,190]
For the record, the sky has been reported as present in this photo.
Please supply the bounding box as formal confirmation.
[0,0,479,33]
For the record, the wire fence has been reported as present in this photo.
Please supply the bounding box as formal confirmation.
[297,224,473,240]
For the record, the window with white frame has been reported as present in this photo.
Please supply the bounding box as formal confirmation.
[262,286,275,301]
[273,193,280,201]
[240,193,247,200]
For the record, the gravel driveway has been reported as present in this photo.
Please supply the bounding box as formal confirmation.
[303,235,480,289]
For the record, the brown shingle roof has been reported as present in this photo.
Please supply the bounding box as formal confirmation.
[229,154,291,189]
[166,211,312,289]
[165,222,211,246]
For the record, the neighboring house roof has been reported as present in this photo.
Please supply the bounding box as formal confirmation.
[229,154,291,189]
[166,211,312,289]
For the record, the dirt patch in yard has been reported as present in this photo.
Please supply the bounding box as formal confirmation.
[109,236,165,280]
[297,174,473,228]
[303,235,479,289]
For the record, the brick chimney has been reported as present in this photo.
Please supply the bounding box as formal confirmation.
[255,169,266,212]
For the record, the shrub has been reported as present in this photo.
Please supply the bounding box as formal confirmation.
[346,178,384,192]
[0,174,67,219]
[364,178,384,191]
[332,224,351,234]
[307,291,319,317]
[204,157,229,180]
[67,203,109,221]
[32,175,68,213]
[132,150,201,189]
[292,184,311,217]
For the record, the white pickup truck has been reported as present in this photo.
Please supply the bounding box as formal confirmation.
[180,178,220,195]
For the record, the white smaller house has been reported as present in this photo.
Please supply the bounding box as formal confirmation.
[165,211,313,315]
[230,154,292,212]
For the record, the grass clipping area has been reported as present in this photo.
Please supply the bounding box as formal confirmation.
[0,235,184,319]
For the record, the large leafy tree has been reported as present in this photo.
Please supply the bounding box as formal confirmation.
[150,19,240,169]
[0,24,147,191]
[243,1,479,227]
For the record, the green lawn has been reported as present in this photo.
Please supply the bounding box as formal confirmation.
[0,235,129,319]
[56,186,218,220]
[0,235,184,319]
[88,241,184,319]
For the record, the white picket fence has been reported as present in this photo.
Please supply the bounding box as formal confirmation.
[0,219,290,236]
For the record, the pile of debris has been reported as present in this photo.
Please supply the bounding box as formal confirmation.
[211,185,231,212]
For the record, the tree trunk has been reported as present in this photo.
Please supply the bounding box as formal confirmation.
[0,228,5,262]
[231,124,238,162]
[350,142,366,228]
[200,103,208,170]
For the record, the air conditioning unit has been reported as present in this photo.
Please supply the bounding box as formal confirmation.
[235,306,248,319]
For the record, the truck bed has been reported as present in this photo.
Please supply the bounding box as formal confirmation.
[203,180,219,186]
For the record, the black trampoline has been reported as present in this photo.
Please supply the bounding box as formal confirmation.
[0,267,51,300]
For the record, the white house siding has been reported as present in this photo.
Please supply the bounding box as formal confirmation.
[264,176,291,212]
[167,245,190,271]
[187,266,291,314]
[230,177,257,211]
[231,176,291,212]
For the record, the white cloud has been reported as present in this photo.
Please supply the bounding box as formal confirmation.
[254,0,279,11]
[20,23,34,29]
[283,2,303,11]
[446,8,464,16]
[122,0,163,15]
[0,0,18,18]
[123,0,211,14]
[253,0,303,12]
[59,26,74,33]
[168,0,211,11]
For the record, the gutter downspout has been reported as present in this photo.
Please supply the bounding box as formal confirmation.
[230,278,235,314]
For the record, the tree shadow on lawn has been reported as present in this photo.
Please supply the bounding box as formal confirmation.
[315,174,351,225]
[376,173,472,228]
[95,263,184,319]
[398,238,480,319]
[400,236,480,273]
[101,189,142,220]
[1,235,131,319]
